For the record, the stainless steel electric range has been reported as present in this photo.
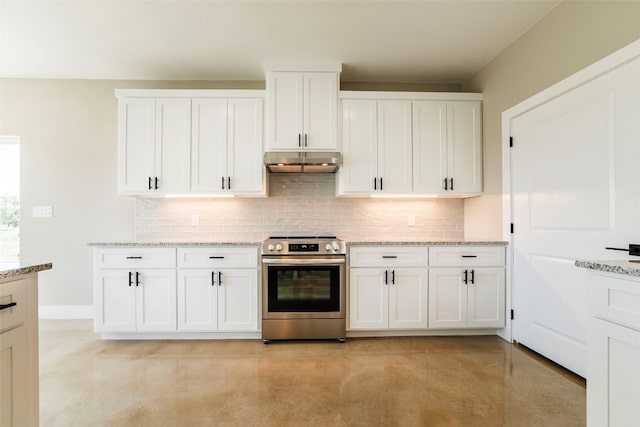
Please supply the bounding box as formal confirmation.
[261,236,346,343]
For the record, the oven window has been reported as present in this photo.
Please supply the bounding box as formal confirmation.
[267,265,340,312]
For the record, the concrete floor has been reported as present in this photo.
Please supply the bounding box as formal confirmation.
[39,320,585,427]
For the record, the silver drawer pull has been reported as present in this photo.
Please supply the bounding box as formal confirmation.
[0,302,17,311]
[382,256,398,259]
[126,256,142,259]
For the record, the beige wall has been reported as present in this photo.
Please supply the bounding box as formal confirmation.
[462,1,640,239]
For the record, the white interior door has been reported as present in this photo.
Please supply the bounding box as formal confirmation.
[511,57,640,377]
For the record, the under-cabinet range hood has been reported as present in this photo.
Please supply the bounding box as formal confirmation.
[264,151,342,173]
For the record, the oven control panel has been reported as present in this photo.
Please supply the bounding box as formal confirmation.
[262,238,346,255]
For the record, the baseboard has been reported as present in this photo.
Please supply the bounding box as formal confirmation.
[39,305,94,319]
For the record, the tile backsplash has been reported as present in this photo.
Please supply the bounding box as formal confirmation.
[135,174,464,241]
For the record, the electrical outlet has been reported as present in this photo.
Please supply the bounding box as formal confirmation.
[191,214,199,227]
[408,214,416,226]
[32,206,53,218]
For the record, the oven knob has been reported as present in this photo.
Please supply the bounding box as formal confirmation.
[325,244,332,252]
[332,243,340,252]
[267,244,275,251]
[275,244,283,251]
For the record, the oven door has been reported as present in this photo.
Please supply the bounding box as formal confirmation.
[262,256,346,319]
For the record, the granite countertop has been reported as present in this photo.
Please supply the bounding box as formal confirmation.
[347,241,508,246]
[575,260,640,278]
[88,241,261,247]
[0,262,53,280]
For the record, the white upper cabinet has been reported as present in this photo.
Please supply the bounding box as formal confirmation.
[192,97,264,195]
[266,67,340,151]
[117,90,265,197]
[339,92,482,198]
[413,100,482,195]
[118,97,191,195]
[338,99,412,195]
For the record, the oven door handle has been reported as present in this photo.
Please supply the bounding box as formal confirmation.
[262,258,346,265]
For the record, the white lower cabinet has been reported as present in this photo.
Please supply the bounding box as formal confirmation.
[428,267,505,329]
[177,268,258,332]
[587,272,640,427]
[349,246,429,330]
[94,246,260,336]
[177,247,258,332]
[95,268,177,332]
[428,246,506,329]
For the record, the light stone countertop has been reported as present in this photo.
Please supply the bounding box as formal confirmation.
[88,241,261,247]
[347,241,508,246]
[0,262,53,280]
[575,260,640,278]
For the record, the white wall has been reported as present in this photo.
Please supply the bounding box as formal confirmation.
[462,1,640,239]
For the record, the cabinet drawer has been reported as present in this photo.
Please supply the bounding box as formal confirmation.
[350,246,428,267]
[591,273,640,332]
[177,247,258,269]
[429,246,505,267]
[94,248,176,269]
[0,279,28,332]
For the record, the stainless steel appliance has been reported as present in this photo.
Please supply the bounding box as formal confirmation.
[261,236,346,343]
[263,151,342,173]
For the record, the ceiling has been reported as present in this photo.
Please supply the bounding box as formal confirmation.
[0,0,561,83]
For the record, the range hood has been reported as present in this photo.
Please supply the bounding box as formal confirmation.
[264,151,342,173]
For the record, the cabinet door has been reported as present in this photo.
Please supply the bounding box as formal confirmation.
[338,99,378,195]
[191,98,228,193]
[136,269,177,332]
[447,101,482,193]
[412,100,447,193]
[428,268,466,329]
[388,268,429,329]
[268,72,303,150]
[94,270,136,332]
[227,98,265,195]
[118,98,155,193]
[217,269,258,331]
[303,72,338,150]
[349,268,388,329]
[177,270,218,331]
[377,100,413,193]
[588,318,640,427]
[467,267,505,328]
[155,98,191,193]
[0,326,30,427]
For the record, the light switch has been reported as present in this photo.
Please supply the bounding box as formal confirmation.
[32,206,53,218]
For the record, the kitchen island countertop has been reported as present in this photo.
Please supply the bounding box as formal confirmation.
[575,259,640,278]
[0,262,53,280]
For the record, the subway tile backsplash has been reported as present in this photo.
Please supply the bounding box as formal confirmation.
[135,174,464,241]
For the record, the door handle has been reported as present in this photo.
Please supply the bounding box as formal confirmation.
[126,256,142,259]
[148,177,152,190]
[470,269,475,284]
[128,271,133,287]
[380,177,383,191]
[0,302,17,311]
[463,269,468,284]
[384,270,388,285]
[135,272,140,286]
[461,255,477,258]
[373,177,377,190]
[218,271,222,286]
[211,271,215,286]
[298,134,302,147]
[227,177,231,190]
[304,134,308,147]
[391,270,395,285]
[443,178,448,191]
[449,178,454,191]
[221,176,225,190]
[154,177,159,190]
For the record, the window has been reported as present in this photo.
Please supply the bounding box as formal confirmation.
[0,136,20,263]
